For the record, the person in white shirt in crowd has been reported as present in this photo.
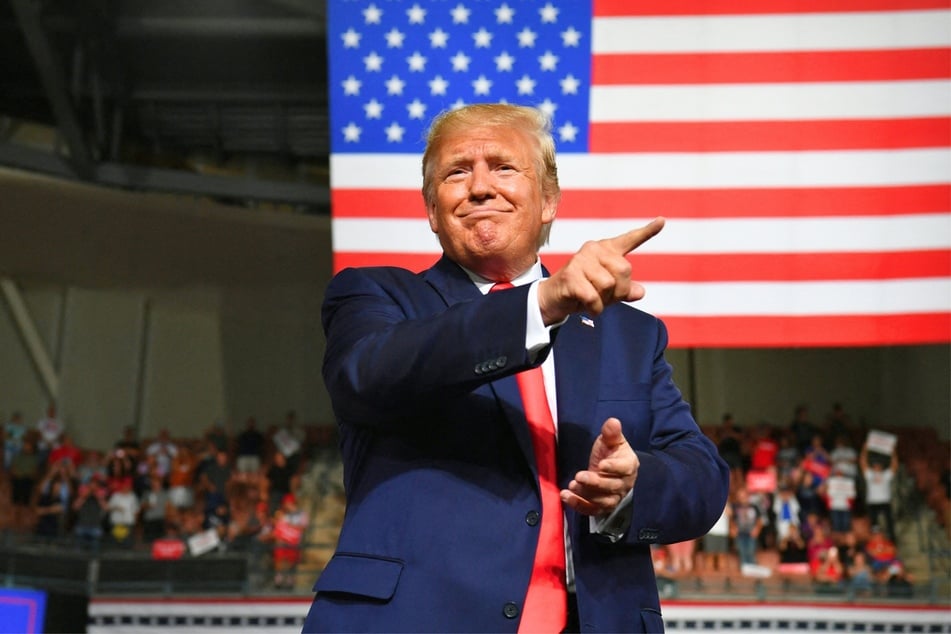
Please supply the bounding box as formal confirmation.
[830,434,859,479]
[3,411,27,470]
[107,478,140,548]
[772,483,802,542]
[146,428,179,480]
[822,467,857,540]
[860,440,898,542]
[702,499,732,574]
[35,402,65,464]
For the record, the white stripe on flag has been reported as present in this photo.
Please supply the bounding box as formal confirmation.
[592,10,951,54]
[331,215,951,254]
[549,215,951,254]
[557,149,951,189]
[590,80,951,122]
[635,278,951,316]
[330,149,951,189]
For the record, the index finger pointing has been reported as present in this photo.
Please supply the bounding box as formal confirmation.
[604,217,666,255]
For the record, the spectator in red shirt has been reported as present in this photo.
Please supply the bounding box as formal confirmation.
[48,433,82,469]
[864,526,899,577]
[749,423,778,472]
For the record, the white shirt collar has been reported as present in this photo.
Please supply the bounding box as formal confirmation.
[462,260,544,295]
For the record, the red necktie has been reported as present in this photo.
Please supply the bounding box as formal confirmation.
[491,282,568,632]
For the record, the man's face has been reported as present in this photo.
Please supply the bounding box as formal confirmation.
[427,124,556,281]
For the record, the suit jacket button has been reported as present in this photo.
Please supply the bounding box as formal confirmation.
[497,355,507,367]
[503,602,519,619]
[638,528,659,542]
[525,510,540,526]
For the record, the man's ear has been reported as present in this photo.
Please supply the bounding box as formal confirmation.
[542,195,558,225]
[426,203,439,234]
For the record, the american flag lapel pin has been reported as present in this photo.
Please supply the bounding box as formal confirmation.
[580,315,595,328]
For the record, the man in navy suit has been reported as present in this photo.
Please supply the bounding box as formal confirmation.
[303,103,730,633]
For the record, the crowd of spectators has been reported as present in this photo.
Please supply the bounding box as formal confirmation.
[652,403,948,598]
[1,405,328,589]
[3,400,947,598]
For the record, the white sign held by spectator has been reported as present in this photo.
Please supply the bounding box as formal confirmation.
[273,428,301,457]
[866,430,896,456]
[187,528,220,556]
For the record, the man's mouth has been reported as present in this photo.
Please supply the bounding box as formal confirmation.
[460,208,508,219]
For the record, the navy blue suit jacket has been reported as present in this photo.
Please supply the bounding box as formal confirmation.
[303,256,729,633]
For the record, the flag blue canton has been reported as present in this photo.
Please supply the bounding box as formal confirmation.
[328,0,592,153]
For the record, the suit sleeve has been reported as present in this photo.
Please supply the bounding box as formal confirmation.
[321,267,540,429]
[622,318,729,546]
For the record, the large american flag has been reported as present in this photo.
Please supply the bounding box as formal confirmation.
[326,0,951,348]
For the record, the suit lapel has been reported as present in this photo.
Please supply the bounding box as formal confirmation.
[553,313,601,419]
[422,256,539,475]
[553,312,601,486]
[422,255,482,305]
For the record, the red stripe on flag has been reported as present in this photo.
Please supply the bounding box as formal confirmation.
[662,313,951,348]
[592,50,951,85]
[333,251,951,281]
[588,118,951,153]
[594,0,951,16]
[542,251,951,282]
[332,190,425,217]
[331,186,951,219]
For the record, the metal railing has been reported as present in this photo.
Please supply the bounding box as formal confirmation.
[0,530,325,597]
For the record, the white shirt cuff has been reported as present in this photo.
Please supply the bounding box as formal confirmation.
[589,489,634,543]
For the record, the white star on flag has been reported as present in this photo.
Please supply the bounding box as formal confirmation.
[341,75,361,96]
[539,3,559,23]
[495,4,515,24]
[429,28,449,48]
[342,28,361,48]
[472,74,492,95]
[407,52,427,72]
[363,99,383,119]
[385,29,405,48]
[384,122,405,142]
[450,3,469,24]
[450,52,470,72]
[494,52,515,72]
[342,122,361,142]
[517,27,537,48]
[428,75,449,96]
[516,75,535,96]
[407,99,427,119]
[473,28,492,48]
[406,4,426,24]
[363,52,383,72]
[362,3,382,24]
[384,75,405,95]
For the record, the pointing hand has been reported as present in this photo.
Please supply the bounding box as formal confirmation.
[538,217,665,325]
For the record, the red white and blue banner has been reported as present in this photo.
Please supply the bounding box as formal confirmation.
[86,597,951,633]
[327,0,951,348]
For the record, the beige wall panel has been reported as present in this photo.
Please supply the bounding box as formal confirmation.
[139,291,226,441]
[57,287,145,449]
[219,283,329,431]
[876,345,950,435]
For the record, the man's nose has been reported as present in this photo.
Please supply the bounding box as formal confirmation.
[468,164,495,199]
